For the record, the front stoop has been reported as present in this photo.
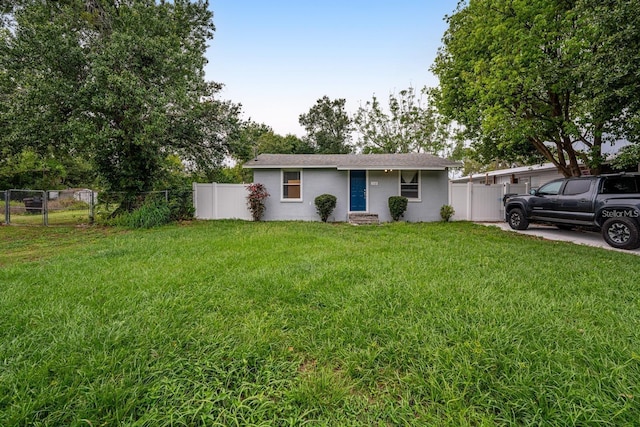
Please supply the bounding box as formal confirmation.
[349,213,379,225]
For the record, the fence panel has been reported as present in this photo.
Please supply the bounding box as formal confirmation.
[6,189,46,225]
[193,183,251,220]
[449,183,469,221]
[449,182,530,222]
[46,189,95,226]
[471,185,504,221]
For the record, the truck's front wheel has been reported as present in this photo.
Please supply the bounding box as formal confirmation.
[602,217,640,250]
[508,208,529,230]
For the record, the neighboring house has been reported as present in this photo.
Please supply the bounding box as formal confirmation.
[451,163,570,188]
[243,153,460,223]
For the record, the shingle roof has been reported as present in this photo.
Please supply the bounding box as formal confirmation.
[244,153,461,170]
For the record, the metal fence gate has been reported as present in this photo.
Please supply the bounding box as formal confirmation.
[3,189,48,225]
[2,189,97,226]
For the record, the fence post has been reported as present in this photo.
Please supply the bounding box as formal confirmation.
[214,183,219,220]
[89,191,95,224]
[466,181,473,221]
[42,190,48,226]
[192,182,197,218]
[4,190,8,225]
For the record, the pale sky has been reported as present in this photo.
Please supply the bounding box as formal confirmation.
[205,1,459,136]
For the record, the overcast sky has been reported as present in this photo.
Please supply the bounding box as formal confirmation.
[205,1,459,136]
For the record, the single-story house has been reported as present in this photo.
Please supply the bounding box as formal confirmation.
[243,153,461,223]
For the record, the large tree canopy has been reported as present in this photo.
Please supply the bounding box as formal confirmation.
[432,0,640,176]
[1,0,238,195]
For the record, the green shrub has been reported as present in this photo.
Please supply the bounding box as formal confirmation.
[167,186,194,221]
[388,196,408,221]
[440,204,455,222]
[314,194,337,222]
[111,200,172,229]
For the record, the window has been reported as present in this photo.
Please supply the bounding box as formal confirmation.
[400,170,420,200]
[601,176,640,194]
[282,170,301,200]
[563,179,592,195]
[537,180,562,195]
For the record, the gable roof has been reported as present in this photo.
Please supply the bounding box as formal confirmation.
[244,153,461,171]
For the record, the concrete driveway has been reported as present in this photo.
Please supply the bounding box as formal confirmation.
[479,222,640,256]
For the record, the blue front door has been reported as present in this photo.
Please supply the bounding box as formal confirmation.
[350,170,367,211]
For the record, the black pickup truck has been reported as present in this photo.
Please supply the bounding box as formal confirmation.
[504,173,640,250]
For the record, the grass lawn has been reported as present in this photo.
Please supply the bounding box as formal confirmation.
[1,221,639,426]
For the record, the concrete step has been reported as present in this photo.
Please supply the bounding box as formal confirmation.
[349,213,379,225]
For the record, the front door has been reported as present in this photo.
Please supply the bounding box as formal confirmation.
[350,170,367,211]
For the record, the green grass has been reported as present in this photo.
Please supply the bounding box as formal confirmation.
[1,221,639,426]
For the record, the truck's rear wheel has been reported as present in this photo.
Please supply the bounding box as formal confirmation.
[602,218,640,250]
[508,208,529,230]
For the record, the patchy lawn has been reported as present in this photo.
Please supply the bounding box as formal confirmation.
[1,221,639,426]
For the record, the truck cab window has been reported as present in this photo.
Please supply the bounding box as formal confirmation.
[601,177,639,194]
[537,180,563,195]
[563,179,592,195]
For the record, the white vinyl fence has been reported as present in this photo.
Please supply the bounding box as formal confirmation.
[449,182,529,222]
[193,183,251,220]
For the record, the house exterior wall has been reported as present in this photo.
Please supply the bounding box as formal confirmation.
[253,168,450,222]
[254,169,349,221]
[410,170,451,222]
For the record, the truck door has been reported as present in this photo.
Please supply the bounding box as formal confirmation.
[529,179,563,220]
[556,179,595,223]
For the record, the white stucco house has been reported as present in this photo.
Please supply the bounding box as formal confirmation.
[243,153,460,223]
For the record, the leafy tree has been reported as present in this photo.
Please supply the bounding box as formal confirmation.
[1,0,238,203]
[0,148,96,190]
[611,144,640,171]
[229,121,314,163]
[432,0,640,177]
[224,121,313,183]
[256,132,314,156]
[354,87,448,154]
[299,96,353,154]
[226,120,273,163]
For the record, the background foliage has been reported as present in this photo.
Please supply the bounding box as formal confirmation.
[1,0,238,198]
[432,0,640,176]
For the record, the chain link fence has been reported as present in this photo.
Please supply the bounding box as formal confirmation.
[4,189,47,226]
[2,189,175,226]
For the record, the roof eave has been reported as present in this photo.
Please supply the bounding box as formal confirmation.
[336,166,452,171]
[243,164,338,169]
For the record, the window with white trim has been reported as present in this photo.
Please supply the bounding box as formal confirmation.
[282,170,302,200]
[400,170,420,200]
